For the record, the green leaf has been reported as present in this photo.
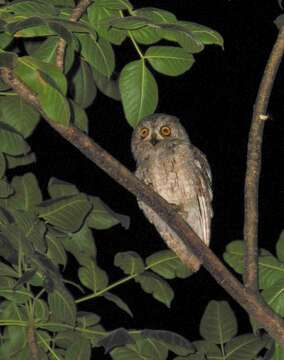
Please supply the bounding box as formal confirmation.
[119,59,158,127]
[0,206,13,225]
[34,299,49,321]
[78,260,108,292]
[48,288,76,326]
[276,230,284,262]
[4,1,58,16]
[87,3,127,45]
[0,95,40,138]
[0,33,13,50]
[145,46,195,76]
[272,343,284,360]
[114,251,145,275]
[87,196,129,230]
[0,178,14,198]
[98,328,134,353]
[94,0,133,10]
[225,334,267,360]
[77,311,101,327]
[199,300,238,344]
[8,173,42,210]
[6,16,48,36]
[65,338,91,360]
[133,7,177,23]
[0,122,30,156]
[0,262,18,277]
[104,292,133,317]
[78,34,115,77]
[62,225,97,263]
[54,330,80,349]
[5,152,36,169]
[223,240,245,274]
[141,330,194,356]
[146,250,192,279]
[0,51,18,68]
[135,271,174,307]
[48,177,79,198]
[71,59,97,108]
[14,57,70,125]
[0,282,33,303]
[111,336,168,360]
[47,20,74,45]
[70,100,89,133]
[92,68,121,100]
[37,194,92,233]
[158,23,204,53]
[262,279,284,316]
[47,230,67,266]
[179,21,224,48]
[109,16,152,30]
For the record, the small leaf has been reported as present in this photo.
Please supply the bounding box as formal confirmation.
[141,329,194,356]
[78,34,115,77]
[87,196,129,230]
[92,68,121,100]
[34,299,49,321]
[47,231,67,266]
[5,152,36,169]
[0,122,30,156]
[0,51,18,68]
[146,250,192,279]
[0,95,40,138]
[0,262,18,278]
[77,311,101,327]
[262,279,284,316]
[200,300,238,344]
[71,59,97,108]
[114,251,145,275]
[108,16,152,30]
[135,271,174,307]
[104,292,133,317]
[70,100,89,133]
[48,177,79,198]
[47,20,74,45]
[48,288,76,326]
[37,194,92,233]
[8,173,42,210]
[94,0,133,10]
[119,59,158,127]
[276,230,284,262]
[98,328,134,353]
[225,334,267,360]
[0,178,14,198]
[133,7,177,23]
[65,338,91,360]
[78,259,108,292]
[4,1,58,16]
[223,240,245,274]
[145,46,195,76]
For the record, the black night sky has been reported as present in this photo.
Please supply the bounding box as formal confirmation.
[23,0,284,355]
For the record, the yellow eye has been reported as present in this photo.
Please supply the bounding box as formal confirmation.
[160,126,171,137]
[139,127,149,139]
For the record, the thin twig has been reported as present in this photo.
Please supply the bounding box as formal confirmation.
[27,322,39,360]
[1,68,284,346]
[244,27,284,291]
[55,0,92,70]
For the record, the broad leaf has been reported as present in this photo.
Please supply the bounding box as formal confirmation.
[225,334,267,360]
[0,153,6,178]
[104,292,133,317]
[48,288,76,326]
[92,68,121,100]
[0,122,30,156]
[119,60,158,127]
[179,21,224,47]
[145,46,195,76]
[114,251,145,275]
[0,95,40,138]
[69,100,89,133]
[48,177,79,198]
[77,311,101,327]
[0,178,13,198]
[276,230,284,262]
[262,279,284,316]
[5,152,36,169]
[146,250,192,279]
[141,329,194,356]
[135,271,174,307]
[98,328,134,353]
[65,338,91,360]
[37,194,92,233]
[47,231,67,266]
[8,173,42,210]
[4,1,58,16]
[78,260,108,292]
[200,300,238,344]
[94,0,133,10]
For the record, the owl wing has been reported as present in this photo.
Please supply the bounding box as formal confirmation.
[191,145,213,246]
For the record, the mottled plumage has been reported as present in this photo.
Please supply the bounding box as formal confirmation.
[131,113,213,272]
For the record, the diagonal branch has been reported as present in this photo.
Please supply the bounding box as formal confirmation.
[243,26,284,292]
[55,0,92,70]
[1,68,284,346]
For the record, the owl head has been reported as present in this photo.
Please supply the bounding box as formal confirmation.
[131,113,190,163]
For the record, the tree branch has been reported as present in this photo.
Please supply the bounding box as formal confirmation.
[244,27,284,291]
[27,322,39,360]
[55,0,92,70]
[1,69,284,346]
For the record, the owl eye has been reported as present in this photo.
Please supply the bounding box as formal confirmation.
[160,126,171,137]
[139,127,150,139]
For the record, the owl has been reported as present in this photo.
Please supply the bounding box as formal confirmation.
[131,113,213,272]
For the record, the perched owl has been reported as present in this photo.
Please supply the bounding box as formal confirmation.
[131,113,213,272]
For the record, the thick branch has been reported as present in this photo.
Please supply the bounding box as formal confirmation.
[55,0,92,70]
[27,322,39,360]
[244,27,284,291]
[1,69,284,346]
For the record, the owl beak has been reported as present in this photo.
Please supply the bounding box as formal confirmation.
[150,134,159,146]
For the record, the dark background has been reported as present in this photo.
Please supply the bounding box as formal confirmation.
[27,0,283,354]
